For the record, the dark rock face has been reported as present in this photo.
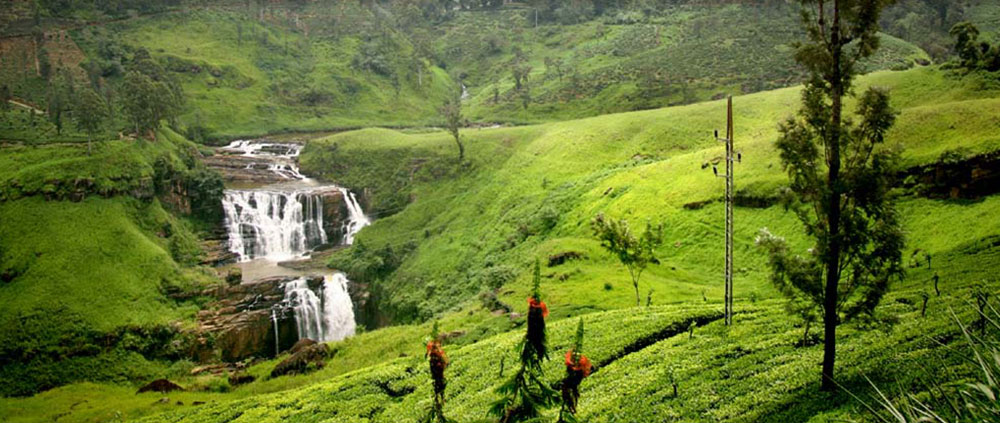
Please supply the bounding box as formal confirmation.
[900,150,1000,199]
[195,275,324,362]
[318,189,350,246]
[270,343,329,378]
[137,379,184,394]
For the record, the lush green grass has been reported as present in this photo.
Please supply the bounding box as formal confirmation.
[85,9,454,141]
[299,67,1000,323]
[3,67,1000,421]
[0,129,221,396]
[6,238,991,423]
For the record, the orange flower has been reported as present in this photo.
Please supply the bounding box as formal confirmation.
[527,297,549,318]
[426,340,448,364]
[564,349,592,377]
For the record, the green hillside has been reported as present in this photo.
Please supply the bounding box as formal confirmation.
[3,1,1000,422]
[0,129,223,396]
[301,67,1000,324]
[0,1,948,143]
[2,65,998,422]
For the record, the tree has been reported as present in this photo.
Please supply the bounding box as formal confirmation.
[440,90,464,161]
[74,88,108,155]
[950,22,982,69]
[121,71,157,136]
[558,318,591,423]
[46,80,66,135]
[591,213,663,307]
[38,48,52,81]
[121,70,181,138]
[489,259,558,422]
[755,229,821,347]
[949,22,1000,72]
[512,62,531,91]
[760,0,904,392]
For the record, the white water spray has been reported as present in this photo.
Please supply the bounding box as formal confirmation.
[338,187,370,245]
[222,190,328,261]
[278,274,355,343]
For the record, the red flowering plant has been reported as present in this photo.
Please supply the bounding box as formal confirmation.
[422,321,454,423]
[558,318,591,423]
[490,259,558,423]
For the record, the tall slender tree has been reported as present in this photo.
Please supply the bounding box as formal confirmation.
[758,0,904,392]
[441,88,464,161]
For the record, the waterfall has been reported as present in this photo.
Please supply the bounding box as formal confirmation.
[271,308,280,356]
[223,140,302,158]
[277,274,356,343]
[222,189,328,261]
[338,187,371,245]
[321,273,356,341]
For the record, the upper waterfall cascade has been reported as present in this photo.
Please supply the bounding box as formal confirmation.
[220,140,371,262]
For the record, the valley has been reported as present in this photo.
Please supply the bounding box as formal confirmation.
[2,1,1000,423]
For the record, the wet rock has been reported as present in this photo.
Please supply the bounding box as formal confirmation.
[289,338,317,355]
[137,379,184,394]
[270,343,329,378]
[228,372,256,386]
[195,275,324,362]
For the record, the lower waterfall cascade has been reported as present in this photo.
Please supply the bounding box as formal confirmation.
[276,274,356,343]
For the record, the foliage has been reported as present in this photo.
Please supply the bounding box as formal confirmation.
[490,260,559,422]
[949,22,1000,72]
[870,303,1000,422]
[73,87,108,154]
[0,130,219,395]
[121,70,181,137]
[558,318,590,423]
[591,213,663,307]
[441,89,465,161]
[765,0,904,391]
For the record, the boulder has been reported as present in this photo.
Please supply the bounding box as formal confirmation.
[137,379,184,394]
[228,372,256,386]
[270,343,329,378]
[289,338,317,355]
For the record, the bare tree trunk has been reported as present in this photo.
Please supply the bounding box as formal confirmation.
[821,0,844,393]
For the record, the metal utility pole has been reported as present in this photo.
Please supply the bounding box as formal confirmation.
[712,96,736,326]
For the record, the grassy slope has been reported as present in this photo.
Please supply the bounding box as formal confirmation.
[3,67,1000,422]
[95,10,455,140]
[303,67,1000,322]
[42,3,930,142]
[437,4,929,123]
[0,130,219,396]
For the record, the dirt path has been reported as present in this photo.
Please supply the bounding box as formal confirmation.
[8,98,44,114]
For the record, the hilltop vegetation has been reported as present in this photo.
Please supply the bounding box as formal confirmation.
[5,0,990,141]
